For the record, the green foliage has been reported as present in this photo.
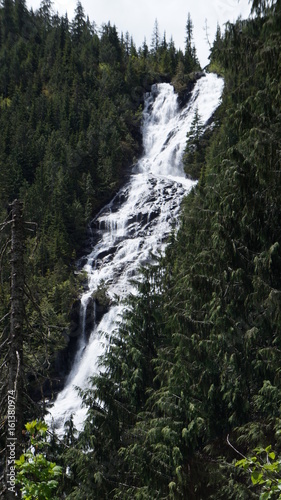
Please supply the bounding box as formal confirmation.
[58,2,281,498]
[0,0,197,456]
[183,106,207,179]
[184,12,200,73]
[236,446,281,498]
[15,420,62,500]
[4,0,281,498]
[91,280,110,307]
[61,264,167,498]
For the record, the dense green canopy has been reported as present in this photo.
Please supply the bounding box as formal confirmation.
[60,1,281,498]
[0,1,199,497]
[1,0,281,498]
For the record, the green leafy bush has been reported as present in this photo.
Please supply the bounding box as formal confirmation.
[236,446,281,499]
[15,420,62,500]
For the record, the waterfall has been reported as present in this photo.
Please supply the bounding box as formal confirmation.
[46,72,224,435]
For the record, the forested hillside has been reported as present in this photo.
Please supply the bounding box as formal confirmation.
[54,1,281,498]
[1,0,281,498]
[0,0,201,497]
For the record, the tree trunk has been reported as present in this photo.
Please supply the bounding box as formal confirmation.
[5,200,24,499]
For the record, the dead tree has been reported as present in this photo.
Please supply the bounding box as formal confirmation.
[4,200,24,499]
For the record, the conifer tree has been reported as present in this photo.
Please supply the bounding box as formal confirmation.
[151,18,160,54]
[184,12,199,72]
[71,1,85,43]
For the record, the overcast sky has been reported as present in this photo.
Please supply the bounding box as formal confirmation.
[26,0,252,67]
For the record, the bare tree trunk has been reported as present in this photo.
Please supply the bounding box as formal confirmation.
[5,200,24,499]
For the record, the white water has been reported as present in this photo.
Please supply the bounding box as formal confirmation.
[46,73,224,435]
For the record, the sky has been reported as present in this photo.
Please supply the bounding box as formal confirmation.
[25,0,252,67]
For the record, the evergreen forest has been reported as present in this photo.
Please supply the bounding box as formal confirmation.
[1,0,281,498]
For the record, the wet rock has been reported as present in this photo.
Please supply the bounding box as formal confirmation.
[176,72,205,109]
[94,246,117,263]
[69,298,81,338]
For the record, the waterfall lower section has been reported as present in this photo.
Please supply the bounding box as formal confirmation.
[46,73,224,436]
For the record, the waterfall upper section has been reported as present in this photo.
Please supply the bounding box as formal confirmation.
[46,72,224,436]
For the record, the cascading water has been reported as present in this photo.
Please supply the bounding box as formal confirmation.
[46,72,224,435]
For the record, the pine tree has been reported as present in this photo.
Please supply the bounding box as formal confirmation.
[71,1,85,43]
[151,17,161,61]
[184,13,199,73]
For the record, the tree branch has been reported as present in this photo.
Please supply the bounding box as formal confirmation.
[226,434,247,459]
